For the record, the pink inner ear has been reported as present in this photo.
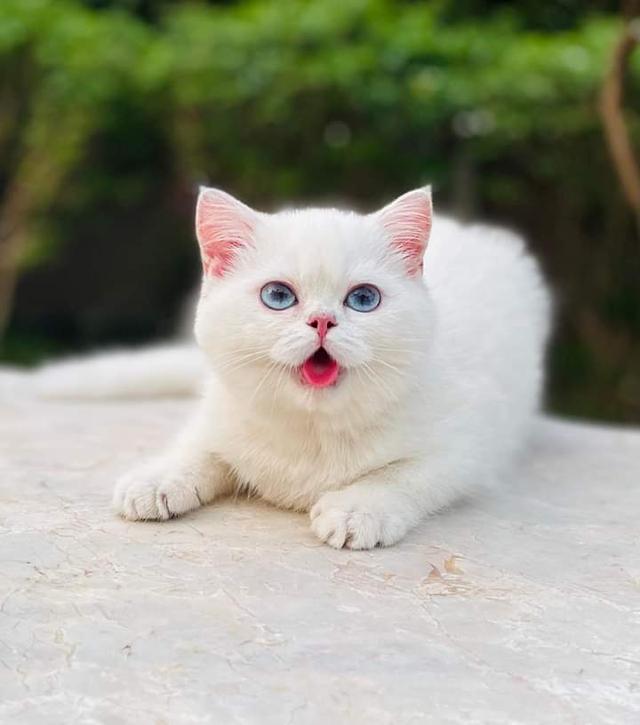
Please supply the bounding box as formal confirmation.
[377,188,432,276]
[196,189,257,277]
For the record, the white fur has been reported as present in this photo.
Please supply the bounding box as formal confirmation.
[21,345,205,399]
[113,188,551,549]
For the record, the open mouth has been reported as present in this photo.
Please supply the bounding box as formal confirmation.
[300,347,340,389]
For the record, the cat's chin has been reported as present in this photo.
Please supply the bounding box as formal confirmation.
[300,347,340,389]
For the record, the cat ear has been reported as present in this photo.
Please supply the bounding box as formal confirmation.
[374,187,432,276]
[195,187,260,277]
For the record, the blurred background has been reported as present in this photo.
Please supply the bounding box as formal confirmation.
[0,0,639,423]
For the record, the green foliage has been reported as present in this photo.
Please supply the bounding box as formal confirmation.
[1,0,623,211]
[0,0,639,422]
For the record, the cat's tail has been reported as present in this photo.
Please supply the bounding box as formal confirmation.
[1,344,205,400]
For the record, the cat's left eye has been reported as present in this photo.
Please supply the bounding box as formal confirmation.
[345,284,381,312]
[260,281,297,310]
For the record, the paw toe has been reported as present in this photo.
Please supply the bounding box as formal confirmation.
[115,479,170,521]
[113,469,201,521]
[309,490,410,550]
[310,509,347,548]
[343,512,381,550]
[161,485,201,518]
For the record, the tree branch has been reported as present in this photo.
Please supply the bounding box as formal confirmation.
[599,10,640,221]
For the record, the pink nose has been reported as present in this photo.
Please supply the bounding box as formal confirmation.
[307,314,337,343]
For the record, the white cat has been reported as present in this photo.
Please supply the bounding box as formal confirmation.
[111,186,551,549]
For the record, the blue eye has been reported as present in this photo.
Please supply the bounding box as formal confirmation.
[260,281,297,310]
[345,284,381,312]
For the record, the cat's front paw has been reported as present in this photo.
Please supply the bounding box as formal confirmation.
[310,488,410,550]
[113,461,203,521]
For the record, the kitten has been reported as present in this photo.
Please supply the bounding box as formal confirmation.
[113,186,551,549]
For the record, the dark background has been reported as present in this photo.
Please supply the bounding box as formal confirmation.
[1,0,639,423]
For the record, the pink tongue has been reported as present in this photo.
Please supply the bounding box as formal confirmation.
[301,349,339,388]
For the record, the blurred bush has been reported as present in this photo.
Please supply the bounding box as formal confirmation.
[0,0,638,422]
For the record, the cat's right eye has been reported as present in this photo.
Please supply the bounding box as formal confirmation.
[260,281,298,310]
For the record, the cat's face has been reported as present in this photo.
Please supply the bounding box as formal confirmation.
[194,188,434,417]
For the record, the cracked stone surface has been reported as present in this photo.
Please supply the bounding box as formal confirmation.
[1,399,639,723]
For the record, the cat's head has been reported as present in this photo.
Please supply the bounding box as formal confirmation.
[193,187,434,418]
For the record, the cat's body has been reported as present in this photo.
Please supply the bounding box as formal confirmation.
[108,188,550,548]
